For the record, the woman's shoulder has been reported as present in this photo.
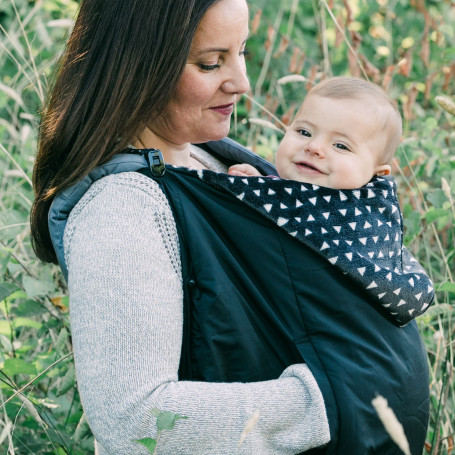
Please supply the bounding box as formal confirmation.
[64,172,176,250]
[70,171,170,220]
[64,171,180,271]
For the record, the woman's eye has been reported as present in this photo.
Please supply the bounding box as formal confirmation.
[241,48,249,57]
[199,63,220,71]
[297,129,311,137]
[334,143,350,151]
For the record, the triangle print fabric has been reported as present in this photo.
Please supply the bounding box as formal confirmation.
[192,170,434,326]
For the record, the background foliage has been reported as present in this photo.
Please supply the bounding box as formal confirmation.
[0,0,454,453]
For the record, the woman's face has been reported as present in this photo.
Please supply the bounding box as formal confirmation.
[150,0,250,146]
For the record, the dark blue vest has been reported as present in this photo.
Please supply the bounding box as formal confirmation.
[141,165,429,455]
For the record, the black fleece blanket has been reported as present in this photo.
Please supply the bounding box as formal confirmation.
[191,169,434,326]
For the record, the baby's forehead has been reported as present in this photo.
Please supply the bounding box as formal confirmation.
[295,95,394,127]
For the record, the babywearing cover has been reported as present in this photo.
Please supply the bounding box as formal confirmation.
[142,164,430,455]
[196,170,434,326]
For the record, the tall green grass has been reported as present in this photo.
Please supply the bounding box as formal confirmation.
[0,0,454,453]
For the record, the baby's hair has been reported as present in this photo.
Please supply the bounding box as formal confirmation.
[308,77,402,164]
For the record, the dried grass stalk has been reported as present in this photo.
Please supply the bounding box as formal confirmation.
[238,410,260,447]
[372,395,411,455]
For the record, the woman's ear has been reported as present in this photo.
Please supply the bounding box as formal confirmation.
[375,164,392,176]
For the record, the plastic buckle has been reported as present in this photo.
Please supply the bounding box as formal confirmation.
[141,148,166,177]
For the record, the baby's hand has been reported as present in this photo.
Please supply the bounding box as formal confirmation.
[228,163,262,177]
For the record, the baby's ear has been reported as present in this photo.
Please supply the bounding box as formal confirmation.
[375,164,391,176]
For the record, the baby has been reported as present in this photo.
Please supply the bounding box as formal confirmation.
[229,76,401,189]
[197,77,432,324]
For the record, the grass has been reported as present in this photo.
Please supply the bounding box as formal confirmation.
[0,0,454,453]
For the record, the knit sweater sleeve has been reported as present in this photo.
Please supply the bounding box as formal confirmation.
[64,172,330,455]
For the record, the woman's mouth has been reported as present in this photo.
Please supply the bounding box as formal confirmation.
[209,103,234,116]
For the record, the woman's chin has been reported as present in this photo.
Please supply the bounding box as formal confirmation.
[196,125,231,143]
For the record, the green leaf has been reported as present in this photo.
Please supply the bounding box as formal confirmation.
[156,411,178,431]
[3,357,36,376]
[423,208,449,224]
[420,303,453,320]
[403,211,421,238]
[57,364,76,396]
[73,413,90,443]
[151,408,161,418]
[156,410,188,431]
[0,320,11,336]
[426,190,446,209]
[0,283,18,301]
[15,299,47,317]
[0,334,13,353]
[134,438,157,454]
[13,317,42,330]
[55,327,69,354]
[22,275,54,298]
[437,282,455,294]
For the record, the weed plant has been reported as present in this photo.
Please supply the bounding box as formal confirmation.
[0,0,454,453]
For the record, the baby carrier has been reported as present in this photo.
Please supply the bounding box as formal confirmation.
[49,141,430,454]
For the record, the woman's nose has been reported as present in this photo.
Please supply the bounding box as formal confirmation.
[221,60,250,95]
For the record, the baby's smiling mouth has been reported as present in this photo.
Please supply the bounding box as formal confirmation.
[295,161,324,174]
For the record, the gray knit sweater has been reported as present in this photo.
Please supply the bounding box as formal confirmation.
[64,171,330,454]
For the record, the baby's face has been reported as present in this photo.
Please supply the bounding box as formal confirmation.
[275,95,391,189]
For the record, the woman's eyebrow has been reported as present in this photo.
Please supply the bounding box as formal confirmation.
[196,47,229,55]
[196,39,248,56]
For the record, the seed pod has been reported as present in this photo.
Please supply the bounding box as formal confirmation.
[436,96,455,116]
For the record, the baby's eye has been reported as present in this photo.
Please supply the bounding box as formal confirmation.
[297,129,311,137]
[198,63,220,71]
[334,143,350,151]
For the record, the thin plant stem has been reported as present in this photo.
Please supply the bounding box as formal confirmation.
[10,0,45,103]
[319,1,332,76]
[0,353,73,409]
[319,0,369,80]
[0,143,32,187]
[400,149,454,283]
[254,9,283,98]
[243,93,287,129]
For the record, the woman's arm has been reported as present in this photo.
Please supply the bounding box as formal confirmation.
[65,172,329,455]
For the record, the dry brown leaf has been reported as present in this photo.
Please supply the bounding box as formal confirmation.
[51,296,69,313]
[342,0,354,24]
[360,54,380,83]
[403,85,419,122]
[442,65,452,92]
[397,51,413,77]
[281,103,298,126]
[424,72,437,101]
[335,13,344,48]
[251,9,262,35]
[382,65,396,91]
[448,435,454,454]
[419,11,431,67]
[289,47,305,74]
[274,36,290,58]
[265,25,274,51]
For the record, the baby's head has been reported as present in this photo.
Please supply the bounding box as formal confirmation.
[276,77,402,189]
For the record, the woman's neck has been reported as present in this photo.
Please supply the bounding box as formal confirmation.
[134,126,194,168]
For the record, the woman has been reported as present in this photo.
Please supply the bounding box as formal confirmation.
[31,0,331,453]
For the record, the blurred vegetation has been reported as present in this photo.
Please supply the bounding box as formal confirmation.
[0,0,454,453]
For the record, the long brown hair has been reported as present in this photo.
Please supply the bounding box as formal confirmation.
[31,0,220,263]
